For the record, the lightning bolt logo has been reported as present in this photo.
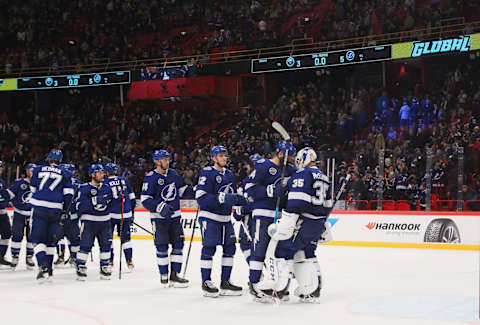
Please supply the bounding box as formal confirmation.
[161,183,177,202]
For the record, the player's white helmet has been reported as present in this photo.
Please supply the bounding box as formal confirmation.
[295,147,317,170]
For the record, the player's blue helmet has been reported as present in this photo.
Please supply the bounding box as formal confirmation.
[104,163,118,174]
[26,163,37,171]
[210,145,228,158]
[47,149,63,162]
[88,164,104,175]
[59,163,75,174]
[276,141,296,156]
[249,154,262,163]
[152,150,170,162]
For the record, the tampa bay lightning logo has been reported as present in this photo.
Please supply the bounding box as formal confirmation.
[20,183,28,190]
[161,183,177,202]
[269,167,277,175]
[91,189,97,196]
[216,176,222,183]
[21,191,32,204]
[218,183,234,194]
[158,178,164,185]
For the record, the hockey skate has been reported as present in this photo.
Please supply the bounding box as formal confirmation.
[54,253,65,266]
[202,280,219,298]
[0,255,12,269]
[248,282,275,303]
[220,280,242,296]
[296,285,320,303]
[10,254,19,269]
[26,255,35,270]
[100,265,112,280]
[169,271,188,288]
[160,274,169,287]
[64,256,76,268]
[76,265,87,281]
[36,265,49,283]
[126,259,134,272]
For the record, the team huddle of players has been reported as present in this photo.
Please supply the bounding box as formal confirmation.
[0,141,334,303]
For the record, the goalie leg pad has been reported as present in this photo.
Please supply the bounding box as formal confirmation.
[293,254,318,297]
[272,258,293,292]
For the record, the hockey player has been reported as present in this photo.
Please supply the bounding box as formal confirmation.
[29,149,73,281]
[55,163,82,267]
[244,141,296,300]
[9,163,36,269]
[104,162,136,271]
[233,154,262,265]
[195,145,246,297]
[75,164,113,280]
[268,147,332,303]
[0,160,13,267]
[141,150,193,287]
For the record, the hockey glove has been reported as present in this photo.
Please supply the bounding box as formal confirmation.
[318,220,333,244]
[217,193,247,206]
[267,210,299,241]
[233,206,252,221]
[156,201,174,219]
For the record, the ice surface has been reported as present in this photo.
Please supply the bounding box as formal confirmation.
[1,240,478,325]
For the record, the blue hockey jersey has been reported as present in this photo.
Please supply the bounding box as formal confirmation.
[141,168,193,222]
[9,178,32,216]
[29,164,73,213]
[233,174,254,220]
[286,167,333,219]
[195,166,238,223]
[76,183,113,223]
[104,176,136,221]
[0,177,15,213]
[68,178,83,220]
[395,172,408,191]
[244,159,296,220]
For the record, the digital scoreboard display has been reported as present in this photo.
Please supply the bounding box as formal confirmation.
[17,71,131,90]
[251,45,392,73]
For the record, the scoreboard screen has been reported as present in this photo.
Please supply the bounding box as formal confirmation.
[251,45,392,73]
[17,71,131,90]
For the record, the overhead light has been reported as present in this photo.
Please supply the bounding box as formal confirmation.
[180,31,186,36]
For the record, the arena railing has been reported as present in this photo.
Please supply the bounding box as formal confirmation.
[346,200,480,212]
[2,20,479,78]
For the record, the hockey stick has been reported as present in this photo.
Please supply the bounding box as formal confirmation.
[119,192,125,280]
[263,121,291,298]
[271,121,291,224]
[132,221,154,236]
[182,207,200,278]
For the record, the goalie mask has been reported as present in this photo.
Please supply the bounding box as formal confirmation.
[295,147,317,170]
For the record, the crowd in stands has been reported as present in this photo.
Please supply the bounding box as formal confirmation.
[2,0,479,73]
[1,56,479,210]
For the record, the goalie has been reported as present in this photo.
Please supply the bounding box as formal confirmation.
[267,147,333,303]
